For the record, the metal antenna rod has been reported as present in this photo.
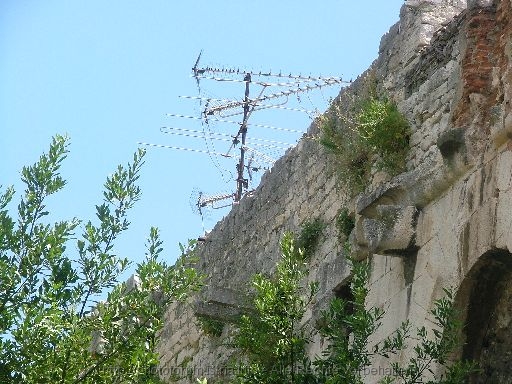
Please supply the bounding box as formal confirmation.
[235,73,251,202]
[178,97,317,117]
[242,145,275,165]
[222,84,267,158]
[203,78,341,116]
[192,65,348,83]
[197,192,235,209]
[165,113,304,133]
[160,126,293,147]
[191,75,349,88]
[159,127,290,150]
[138,142,233,157]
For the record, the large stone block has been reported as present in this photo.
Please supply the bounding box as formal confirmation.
[193,286,252,323]
[354,205,419,257]
[374,205,420,255]
[468,0,494,7]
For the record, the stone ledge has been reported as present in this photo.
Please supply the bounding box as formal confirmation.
[193,287,252,322]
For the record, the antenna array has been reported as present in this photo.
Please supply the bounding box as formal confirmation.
[191,55,348,205]
[141,52,349,217]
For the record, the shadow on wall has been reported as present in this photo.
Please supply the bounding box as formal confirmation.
[455,248,512,383]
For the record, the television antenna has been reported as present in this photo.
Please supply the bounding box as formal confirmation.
[141,53,350,217]
[191,53,349,203]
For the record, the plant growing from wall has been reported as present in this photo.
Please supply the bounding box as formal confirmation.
[318,74,410,194]
[226,236,475,383]
[196,315,225,338]
[230,232,318,384]
[296,218,325,260]
[319,106,372,193]
[380,288,478,384]
[356,97,410,173]
[314,256,388,384]
[314,256,476,384]
[335,208,355,241]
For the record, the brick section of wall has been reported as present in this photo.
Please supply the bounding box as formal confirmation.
[496,0,512,120]
[452,3,500,132]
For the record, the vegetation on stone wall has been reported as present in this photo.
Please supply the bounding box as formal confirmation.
[217,233,476,384]
[335,208,355,241]
[318,74,410,194]
[357,97,410,172]
[320,107,372,193]
[314,256,386,383]
[381,288,478,384]
[196,315,225,338]
[230,232,318,383]
[295,218,325,260]
[316,258,477,384]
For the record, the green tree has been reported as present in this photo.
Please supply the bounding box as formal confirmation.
[315,256,476,384]
[0,135,201,383]
[227,236,475,384]
[231,232,318,384]
[380,288,477,384]
[314,257,387,384]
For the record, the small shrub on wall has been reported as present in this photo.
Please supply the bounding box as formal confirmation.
[296,218,325,260]
[336,208,355,240]
[318,74,410,194]
[356,97,410,173]
[196,315,224,337]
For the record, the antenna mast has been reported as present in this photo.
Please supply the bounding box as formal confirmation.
[235,73,251,201]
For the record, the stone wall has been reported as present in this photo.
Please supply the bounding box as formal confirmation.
[157,137,351,382]
[157,0,512,382]
[356,0,512,382]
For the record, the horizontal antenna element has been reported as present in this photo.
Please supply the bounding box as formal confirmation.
[138,142,233,157]
[165,113,304,133]
[160,126,293,148]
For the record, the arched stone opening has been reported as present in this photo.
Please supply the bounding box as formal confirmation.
[456,248,512,383]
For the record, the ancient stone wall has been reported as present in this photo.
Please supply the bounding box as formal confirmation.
[157,0,512,382]
[356,0,512,382]
[157,138,351,382]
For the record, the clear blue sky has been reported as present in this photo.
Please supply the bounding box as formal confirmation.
[1,1,404,276]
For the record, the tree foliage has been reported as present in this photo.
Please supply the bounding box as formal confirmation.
[231,232,318,384]
[227,233,475,384]
[314,257,386,384]
[0,135,201,383]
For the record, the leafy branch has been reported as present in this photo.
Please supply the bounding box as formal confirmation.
[0,135,201,384]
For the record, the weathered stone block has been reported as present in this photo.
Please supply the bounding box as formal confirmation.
[468,0,494,8]
[374,205,420,255]
[492,110,512,147]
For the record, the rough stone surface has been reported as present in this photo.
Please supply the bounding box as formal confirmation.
[157,0,512,382]
[157,135,351,382]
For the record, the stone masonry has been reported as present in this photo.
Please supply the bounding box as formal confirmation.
[157,0,512,382]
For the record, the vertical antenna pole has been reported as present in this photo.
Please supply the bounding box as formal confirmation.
[235,73,251,202]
